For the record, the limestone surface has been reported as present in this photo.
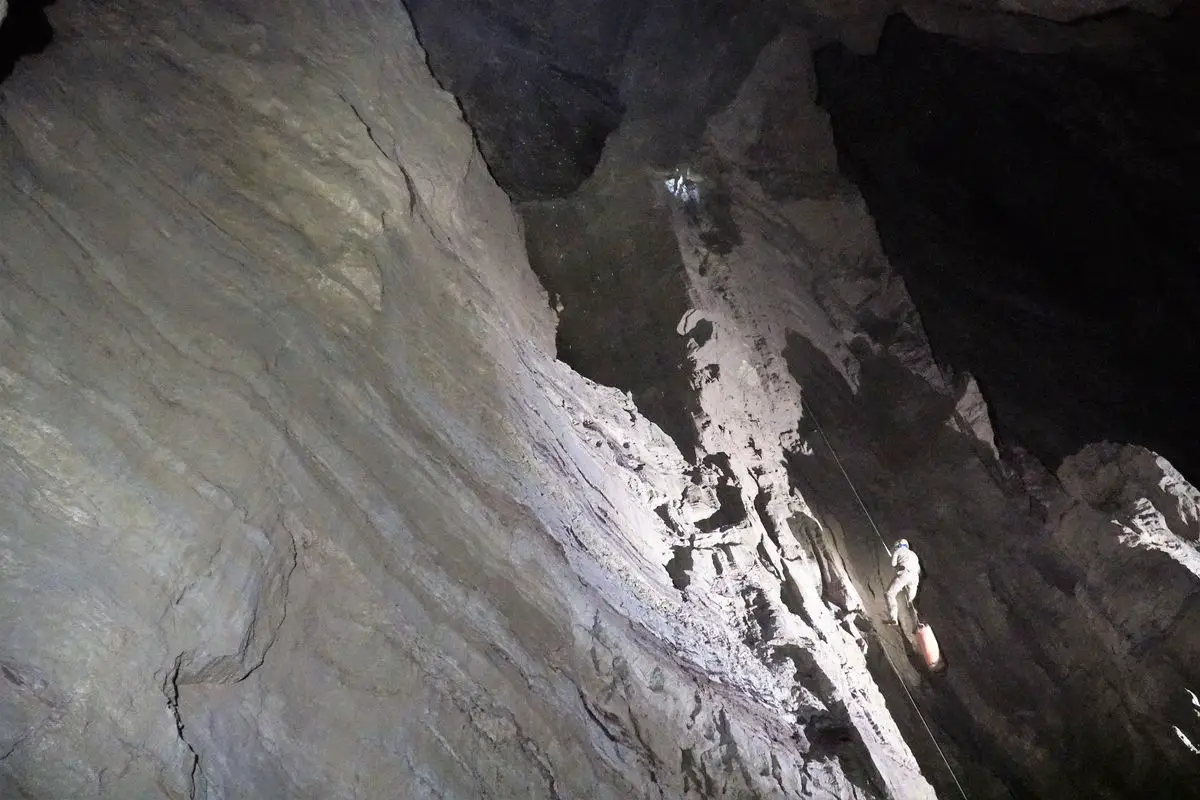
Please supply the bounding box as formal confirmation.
[0,1,917,797]
[2,1,1199,798]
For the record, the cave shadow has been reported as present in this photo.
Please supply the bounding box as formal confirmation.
[813,11,1200,480]
[0,0,55,88]
[401,0,625,201]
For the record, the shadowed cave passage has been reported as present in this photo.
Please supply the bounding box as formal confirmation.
[0,0,55,86]
[815,11,1200,477]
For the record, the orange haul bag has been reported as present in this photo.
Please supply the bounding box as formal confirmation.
[913,623,945,672]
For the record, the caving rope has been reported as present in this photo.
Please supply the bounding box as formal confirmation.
[806,404,970,800]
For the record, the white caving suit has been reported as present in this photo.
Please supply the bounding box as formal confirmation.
[886,544,920,624]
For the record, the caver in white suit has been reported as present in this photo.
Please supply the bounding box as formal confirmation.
[886,539,920,626]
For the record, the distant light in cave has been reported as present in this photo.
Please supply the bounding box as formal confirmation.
[665,169,700,203]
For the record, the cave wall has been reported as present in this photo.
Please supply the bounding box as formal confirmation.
[660,21,1200,796]
[3,0,1200,798]
[404,1,1200,796]
[0,0,924,797]
[682,21,1200,795]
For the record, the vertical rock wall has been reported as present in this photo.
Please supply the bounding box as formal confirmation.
[0,1,922,797]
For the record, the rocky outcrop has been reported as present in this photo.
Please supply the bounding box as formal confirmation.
[519,21,957,796]
[1049,444,1200,791]
[806,29,1200,791]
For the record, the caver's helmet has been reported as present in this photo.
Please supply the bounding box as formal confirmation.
[894,539,909,550]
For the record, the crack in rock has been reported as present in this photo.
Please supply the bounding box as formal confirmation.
[235,513,300,684]
[162,657,205,800]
